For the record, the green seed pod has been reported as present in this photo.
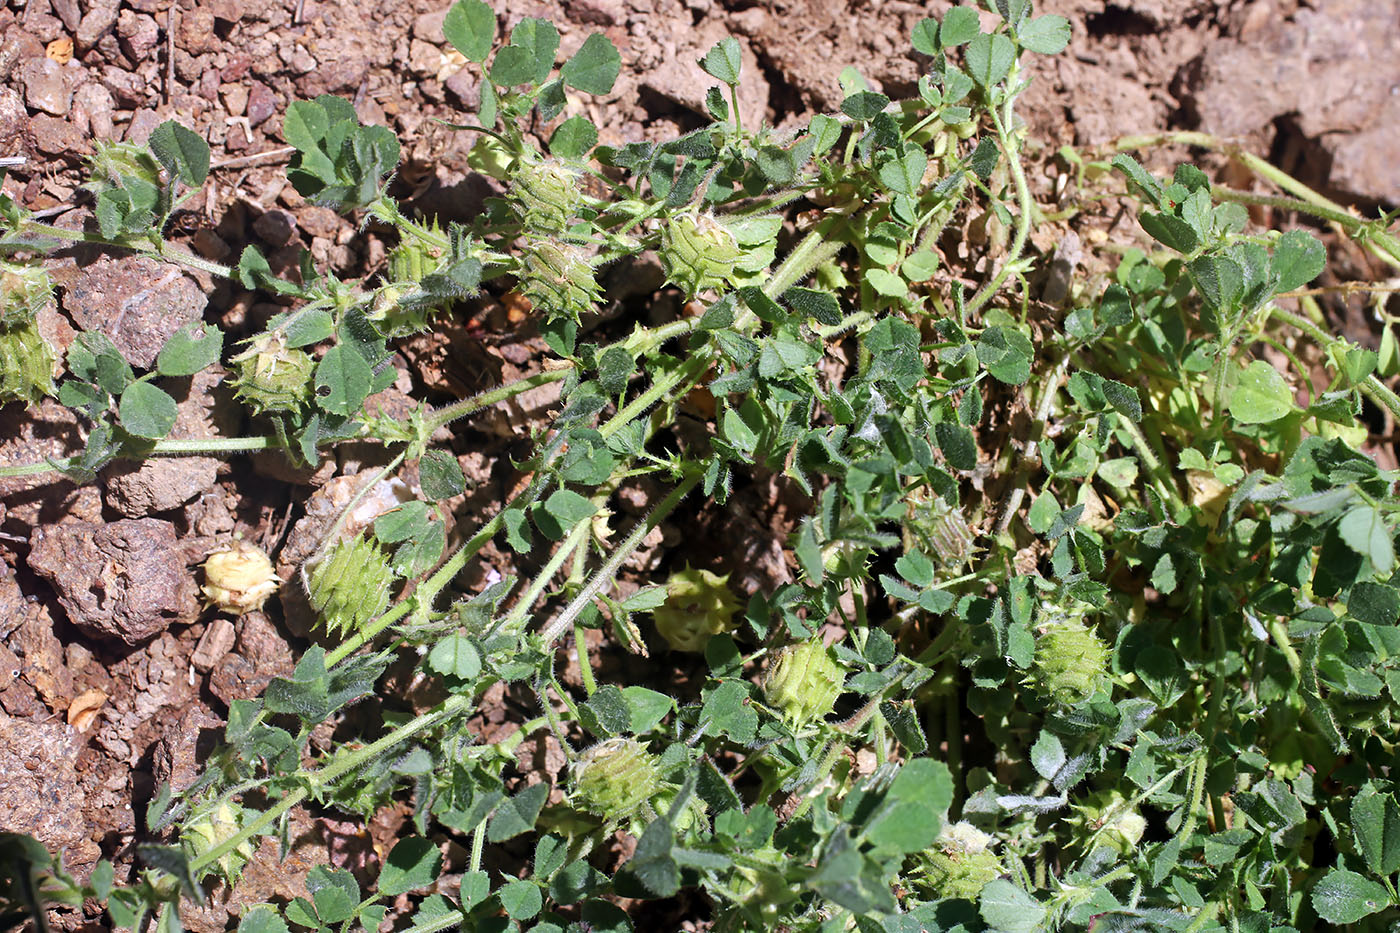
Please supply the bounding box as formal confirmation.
[87,140,163,189]
[369,226,448,335]
[572,737,662,819]
[917,821,1002,900]
[510,157,583,233]
[1,261,54,325]
[0,317,56,406]
[517,238,602,323]
[307,532,396,637]
[1031,612,1110,705]
[229,332,315,414]
[764,640,845,726]
[181,802,257,882]
[1070,790,1147,855]
[652,566,741,653]
[659,212,744,298]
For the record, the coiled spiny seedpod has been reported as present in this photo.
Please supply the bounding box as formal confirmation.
[86,139,163,189]
[652,566,742,653]
[1030,606,1111,706]
[916,821,1003,900]
[509,157,583,233]
[202,539,278,616]
[764,640,845,726]
[659,211,744,298]
[572,737,662,820]
[1,260,54,323]
[369,224,448,335]
[229,332,315,414]
[307,532,396,637]
[517,238,603,323]
[0,317,56,406]
[0,263,58,404]
[182,801,257,882]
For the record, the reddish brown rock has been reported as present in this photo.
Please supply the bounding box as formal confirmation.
[0,713,101,881]
[0,399,104,534]
[27,518,200,646]
[104,368,238,517]
[63,255,208,369]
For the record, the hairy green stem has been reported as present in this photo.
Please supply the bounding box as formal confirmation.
[17,219,238,279]
[538,468,702,646]
[1267,303,1400,422]
[1108,130,1400,269]
[189,692,472,877]
[966,88,1033,317]
[0,435,280,480]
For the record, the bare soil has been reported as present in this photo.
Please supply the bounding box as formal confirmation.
[1,0,1397,929]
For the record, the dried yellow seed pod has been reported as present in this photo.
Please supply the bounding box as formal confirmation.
[201,540,278,616]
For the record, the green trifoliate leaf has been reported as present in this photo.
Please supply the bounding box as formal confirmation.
[377,837,441,897]
[420,449,466,500]
[700,36,742,86]
[492,18,558,87]
[237,907,288,933]
[118,382,177,439]
[549,115,598,159]
[156,322,223,376]
[964,33,1015,87]
[979,880,1046,933]
[878,146,928,197]
[910,17,940,56]
[1311,869,1392,925]
[1338,505,1395,575]
[314,344,374,418]
[841,90,890,121]
[940,6,982,47]
[976,326,1033,384]
[499,880,542,921]
[442,0,495,62]
[1017,14,1071,54]
[1227,360,1294,424]
[561,32,621,94]
[1272,229,1325,292]
[427,634,482,680]
[148,120,210,188]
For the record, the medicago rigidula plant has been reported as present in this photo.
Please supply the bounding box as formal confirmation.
[3,0,1400,930]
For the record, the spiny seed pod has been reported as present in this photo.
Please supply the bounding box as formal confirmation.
[764,640,845,726]
[307,532,396,637]
[229,333,315,414]
[369,230,448,334]
[202,539,278,616]
[182,802,256,882]
[572,737,661,819]
[0,317,56,406]
[917,821,1002,900]
[652,566,741,653]
[516,238,602,322]
[659,212,744,298]
[1,261,54,325]
[510,157,583,233]
[1031,612,1110,706]
[87,140,163,188]
[1070,790,1147,855]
